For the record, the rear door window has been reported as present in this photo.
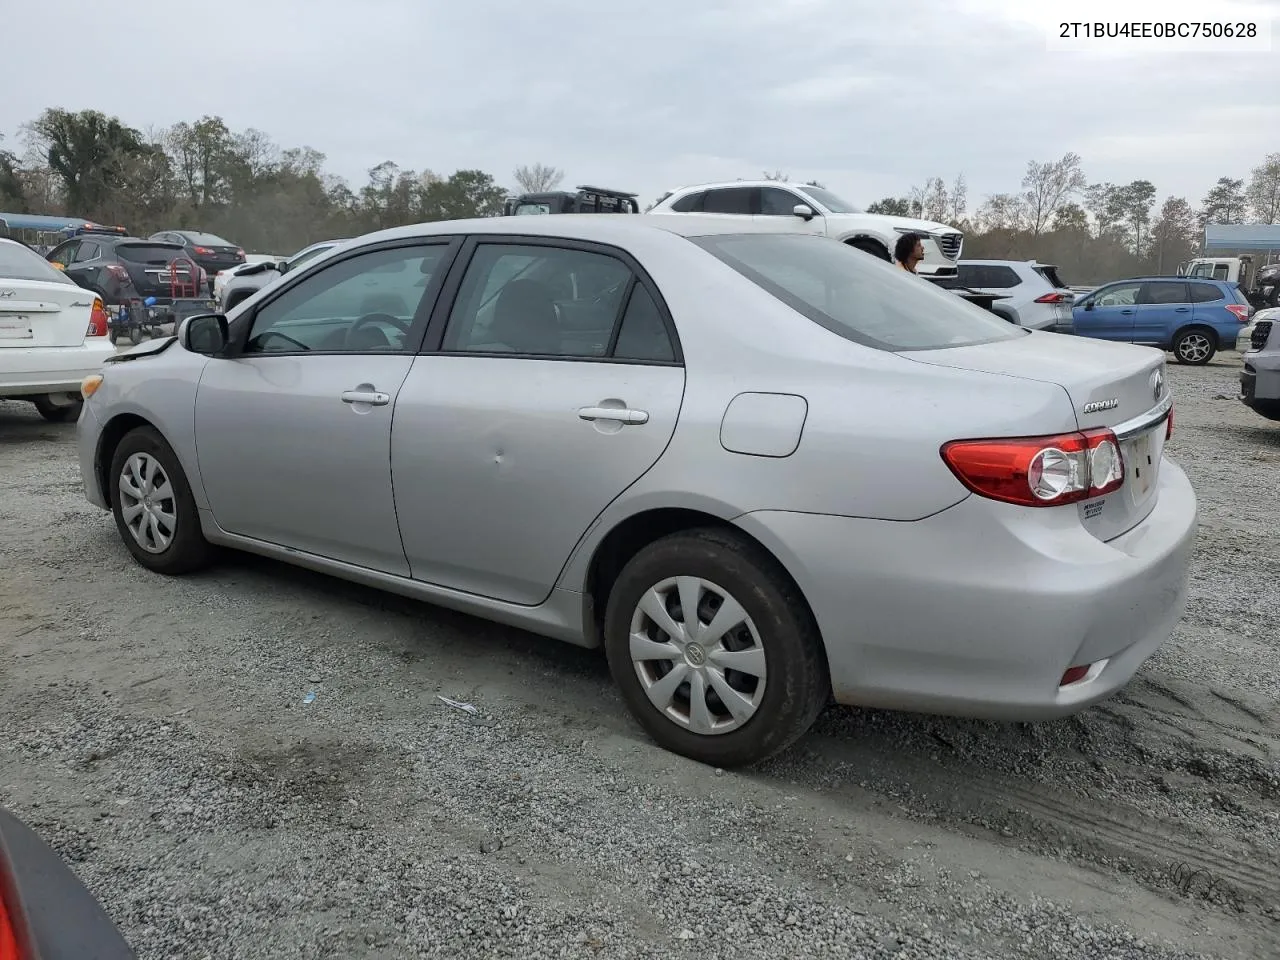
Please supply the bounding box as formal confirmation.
[670,191,706,213]
[694,233,1022,352]
[702,188,755,215]
[1187,282,1224,303]
[1139,281,1188,305]
[73,241,100,262]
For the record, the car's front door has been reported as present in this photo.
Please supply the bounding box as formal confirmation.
[1135,280,1190,346]
[391,238,686,605]
[193,239,458,574]
[756,186,824,235]
[46,240,79,273]
[1075,282,1140,341]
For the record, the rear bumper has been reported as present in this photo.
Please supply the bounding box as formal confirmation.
[735,459,1197,721]
[0,339,115,397]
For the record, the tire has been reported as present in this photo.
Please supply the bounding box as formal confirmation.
[602,528,829,768]
[108,426,213,575]
[1172,327,1216,365]
[848,238,891,262]
[32,395,82,422]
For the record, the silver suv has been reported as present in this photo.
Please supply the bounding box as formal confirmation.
[216,239,349,312]
[1240,307,1280,421]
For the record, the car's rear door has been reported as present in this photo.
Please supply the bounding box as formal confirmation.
[194,239,459,574]
[391,236,686,605]
[1135,280,1189,346]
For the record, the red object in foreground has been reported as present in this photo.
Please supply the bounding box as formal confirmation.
[1225,304,1251,322]
[941,428,1125,508]
[1166,407,1174,440]
[0,891,19,960]
[1060,665,1090,686]
[1033,292,1073,304]
[87,298,110,338]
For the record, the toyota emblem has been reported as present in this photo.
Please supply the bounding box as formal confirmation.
[1150,368,1164,403]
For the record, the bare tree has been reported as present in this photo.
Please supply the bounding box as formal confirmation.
[974,193,1029,233]
[512,162,563,194]
[947,173,967,224]
[1021,152,1087,237]
[921,177,949,222]
[1246,154,1280,224]
[762,169,789,181]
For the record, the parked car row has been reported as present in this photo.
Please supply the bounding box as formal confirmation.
[77,214,1194,769]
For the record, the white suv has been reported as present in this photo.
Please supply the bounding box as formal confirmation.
[955,260,1075,332]
[648,181,963,278]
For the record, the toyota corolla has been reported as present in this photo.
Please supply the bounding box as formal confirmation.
[76,215,1196,767]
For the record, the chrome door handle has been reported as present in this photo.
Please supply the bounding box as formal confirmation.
[341,390,390,406]
[578,405,649,425]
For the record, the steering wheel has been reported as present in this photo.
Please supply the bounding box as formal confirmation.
[254,330,309,351]
[346,312,411,347]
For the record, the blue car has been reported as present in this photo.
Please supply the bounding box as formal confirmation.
[1072,277,1253,365]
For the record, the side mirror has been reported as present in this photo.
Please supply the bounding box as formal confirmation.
[1083,300,1094,310]
[793,203,816,221]
[277,260,290,274]
[181,313,229,355]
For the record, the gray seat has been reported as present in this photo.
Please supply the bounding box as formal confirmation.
[487,279,561,354]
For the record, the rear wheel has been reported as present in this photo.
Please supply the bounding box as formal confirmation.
[32,394,82,422]
[108,426,213,575]
[1172,327,1216,365]
[603,528,829,768]
[848,238,891,262]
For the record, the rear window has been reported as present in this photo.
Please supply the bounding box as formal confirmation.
[116,243,186,263]
[0,240,75,284]
[183,232,234,246]
[694,234,1024,352]
[1033,265,1069,289]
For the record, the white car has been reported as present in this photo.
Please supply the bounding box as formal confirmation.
[956,260,1076,332]
[648,181,963,278]
[0,238,114,421]
[212,254,283,304]
[216,239,350,312]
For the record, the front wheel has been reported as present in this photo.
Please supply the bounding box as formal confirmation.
[603,528,829,768]
[848,239,891,262]
[108,426,213,575]
[1172,328,1216,365]
[32,395,82,422]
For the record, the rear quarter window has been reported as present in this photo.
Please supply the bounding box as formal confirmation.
[670,191,706,213]
[695,234,1024,352]
[1033,265,1069,288]
[1188,282,1225,303]
[0,241,75,284]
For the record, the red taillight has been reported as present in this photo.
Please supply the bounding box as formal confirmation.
[0,890,19,960]
[105,264,129,281]
[1059,665,1090,686]
[235,248,245,257]
[1225,304,1250,322]
[941,428,1125,507]
[1034,292,1072,304]
[86,297,109,337]
[193,246,214,256]
[1166,407,1174,440]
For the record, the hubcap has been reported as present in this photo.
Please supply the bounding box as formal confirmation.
[118,453,176,554]
[628,576,768,736]
[1180,334,1211,362]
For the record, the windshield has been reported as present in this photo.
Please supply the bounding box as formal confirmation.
[693,233,1024,352]
[797,185,860,214]
[0,240,76,283]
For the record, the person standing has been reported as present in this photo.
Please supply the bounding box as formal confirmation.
[894,232,925,273]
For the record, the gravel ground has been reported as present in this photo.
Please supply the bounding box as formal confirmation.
[1,356,1277,960]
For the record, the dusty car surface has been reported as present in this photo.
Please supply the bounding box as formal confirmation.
[77,215,1196,767]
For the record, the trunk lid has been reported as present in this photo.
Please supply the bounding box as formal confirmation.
[904,333,1170,541]
[115,242,188,297]
[0,277,95,348]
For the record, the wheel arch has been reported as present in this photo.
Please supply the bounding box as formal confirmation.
[95,413,163,505]
[580,506,825,668]
[1172,322,1220,349]
[841,235,892,261]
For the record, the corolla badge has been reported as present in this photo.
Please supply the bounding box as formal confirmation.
[0,289,15,298]
[1150,368,1165,402]
[1081,398,1119,414]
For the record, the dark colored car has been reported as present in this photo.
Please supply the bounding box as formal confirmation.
[45,236,200,306]
[148,230,245,292]
[0,807,135,958]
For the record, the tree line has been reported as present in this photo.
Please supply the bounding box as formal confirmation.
[3,107,1278,284]
[860,152,1280,283]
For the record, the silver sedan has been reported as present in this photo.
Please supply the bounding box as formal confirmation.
[76,215,1197,767]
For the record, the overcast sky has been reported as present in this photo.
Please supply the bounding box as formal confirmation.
[3,0,1277,215]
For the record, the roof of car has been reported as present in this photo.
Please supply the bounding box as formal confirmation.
[366,215,821,247]
[661,180,825,194]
